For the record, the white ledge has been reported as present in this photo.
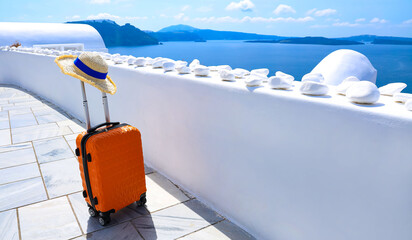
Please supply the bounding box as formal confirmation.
[0,22,107,52]
[1,50,412,240]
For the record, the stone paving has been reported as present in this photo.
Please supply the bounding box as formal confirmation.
[0,85,255,240]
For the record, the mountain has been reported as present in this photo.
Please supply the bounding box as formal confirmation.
[65,21,412,46]
[158,24,198,32]
[372,39,412,45]
[337,35,412,44]
[66,20,158,47]
[280,37,363,45]
[156,24,286,41]
[158,25,412,45]
[246,37,363,45]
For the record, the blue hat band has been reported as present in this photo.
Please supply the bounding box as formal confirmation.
[74,57,108,80]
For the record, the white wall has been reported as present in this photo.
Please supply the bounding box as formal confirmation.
[1,51,412,240]
[0,22,106,51]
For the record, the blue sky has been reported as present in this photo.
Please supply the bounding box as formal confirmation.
[1,0,412,37]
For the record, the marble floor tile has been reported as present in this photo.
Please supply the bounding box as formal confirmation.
[9,113,37,128]
[0,163,40,185]
[73,222,142,240]
[57,119,83,128]
[0,147,36,169]
[59,121,85,139]
[133,199,223,240]
[36,114,69,124]
[8,96,35,104]
[69,192,148,233]
[31,105,53,113]
[8,108,32,116]
[32,106,66,117]
[33,137,74,163]
[0,209,19,240]
[14,101,44,108]
[19,197,82,240]
[64,134,78,153]
[0,142,31,153]
[2,104,37,112]
[0,129,11,146]
[63,133,79,141]
[145,172,189,212]
[12,123,72,144]
[0,111,8,121]
[178,220,256,240]
[0,119,9,130]
[0,92,18,100]
[69,124,86,134]
[0,177,47,211]
[40,158,82,198]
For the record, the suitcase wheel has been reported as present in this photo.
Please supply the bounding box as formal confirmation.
[88,207,98,218]
[136,193,147,207]
[98,214,111,226]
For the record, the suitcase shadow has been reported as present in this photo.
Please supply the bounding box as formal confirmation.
[81,172,240,239]
[84,202,154,239]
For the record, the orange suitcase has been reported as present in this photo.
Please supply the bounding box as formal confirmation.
[75,82,146,226]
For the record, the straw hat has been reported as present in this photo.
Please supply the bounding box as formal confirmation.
[55,52,116,94]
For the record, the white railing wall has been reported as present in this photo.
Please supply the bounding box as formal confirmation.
[1,51,412,240]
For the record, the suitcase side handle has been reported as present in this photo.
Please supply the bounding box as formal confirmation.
[87,122,120,133]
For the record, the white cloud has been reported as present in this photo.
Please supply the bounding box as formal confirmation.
[306,8,336,17]
[245,16,314,23]
[159,14,167,18]
[90,0,110,4]
[370,17,387,23]
[87,13,120,20]
[181,5,190,11]
[226,0,255,12]
[306,8,317,15]
[333,22,359,27]
[403,19,412,24]
[313,8,337,17]
[174,13,185,20]
[193,16,314,24]
[355,18,366,22]
[273,4,296,15]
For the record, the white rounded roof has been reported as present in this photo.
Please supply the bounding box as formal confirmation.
[0,22,106,51]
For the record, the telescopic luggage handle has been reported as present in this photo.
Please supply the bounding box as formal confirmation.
[80,81,111,130]
[87,122,120,133]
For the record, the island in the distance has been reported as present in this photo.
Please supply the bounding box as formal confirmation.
[65,20,412,46]
[246,37,363,45]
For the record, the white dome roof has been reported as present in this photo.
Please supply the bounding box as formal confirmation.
[0,22,106,51]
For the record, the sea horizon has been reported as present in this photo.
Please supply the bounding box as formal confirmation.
[108,40,412,93]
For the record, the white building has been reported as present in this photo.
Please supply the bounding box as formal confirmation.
[0,22,107,52]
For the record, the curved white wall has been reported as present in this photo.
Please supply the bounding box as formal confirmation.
[1,51,412,240]
[0,22,106,51]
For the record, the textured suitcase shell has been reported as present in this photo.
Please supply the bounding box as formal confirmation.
[76,124,146,213]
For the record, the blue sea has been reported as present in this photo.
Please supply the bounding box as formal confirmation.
[109,40,412,93]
